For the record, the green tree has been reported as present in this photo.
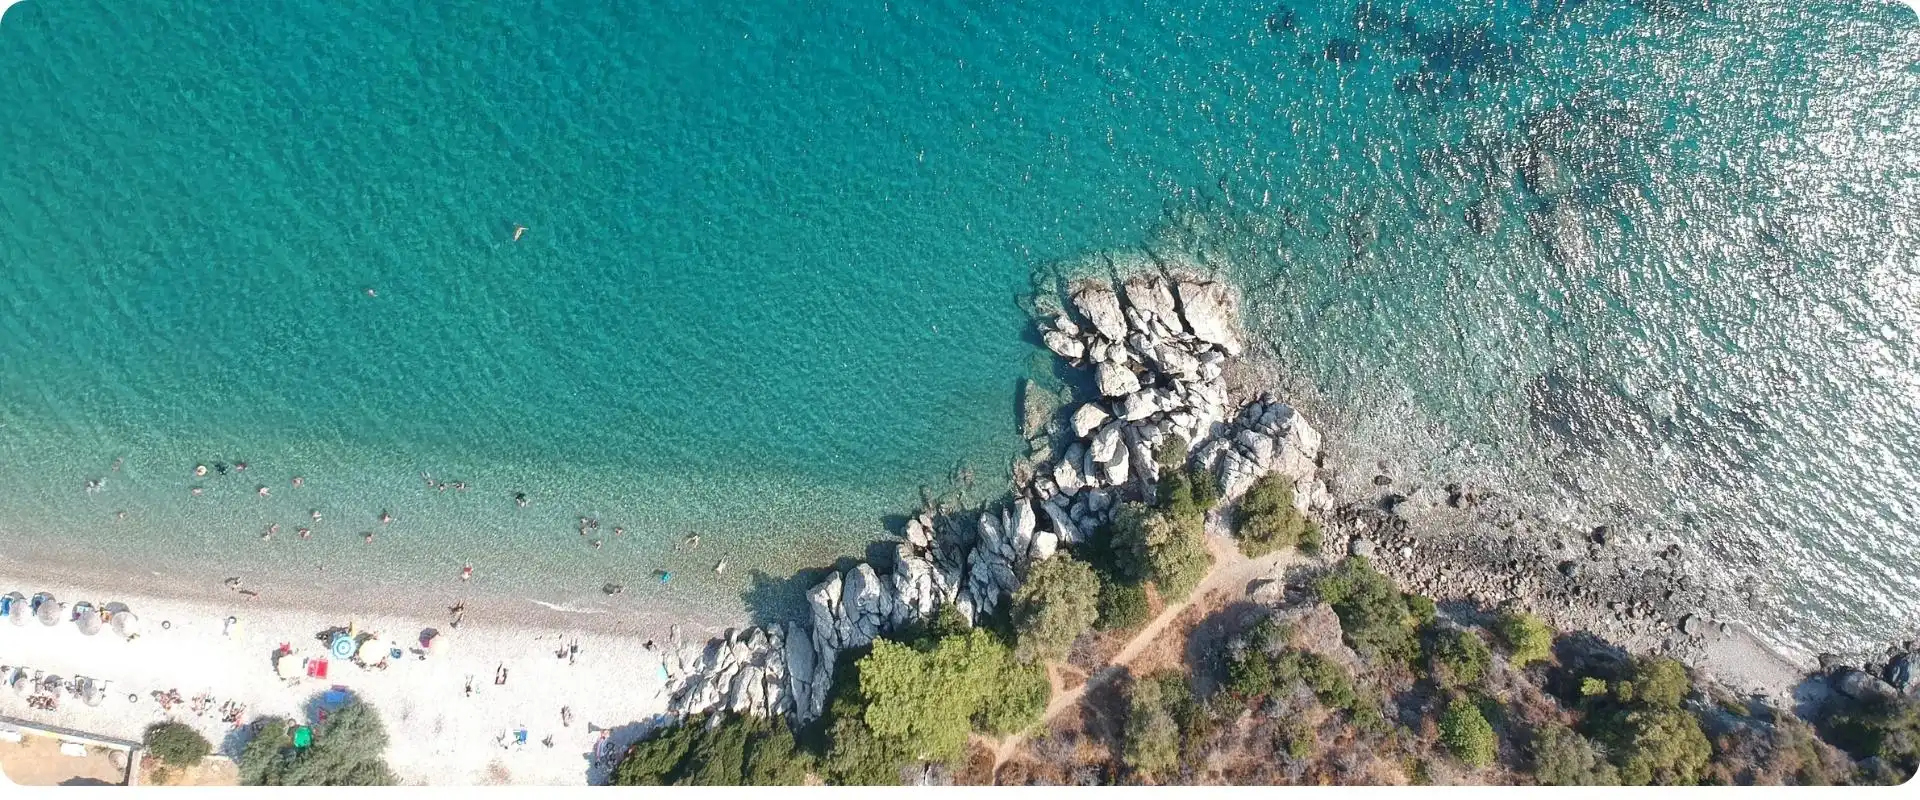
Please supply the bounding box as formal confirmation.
[1234,474,1321,557]
[1531,723,1619,786]
[1825,697,1919,782]
[1495,607,1554,668]
[1428,627,1493,689]
[143,722,211,768]
[859,629,1005,762]
[1011,556,1101,663]
[675,719,750,786]
[1312,557,1417,664]
[1440,698,1497,769]
[236,718,291,787]
[1615,709,1711,785]
[1095,575,1150,632]
[1122,677,1181,777]
[279,699,396,786]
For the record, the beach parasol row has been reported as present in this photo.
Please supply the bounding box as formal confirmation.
[0,592,141,639]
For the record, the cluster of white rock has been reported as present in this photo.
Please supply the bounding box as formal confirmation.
[659,266,1331,725]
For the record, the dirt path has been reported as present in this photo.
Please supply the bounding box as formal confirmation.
[989,534,1301,769]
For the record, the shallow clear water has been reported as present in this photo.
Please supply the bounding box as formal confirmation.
[1,0,1915,649]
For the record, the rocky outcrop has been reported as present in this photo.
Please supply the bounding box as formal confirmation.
[668,262,1330,726]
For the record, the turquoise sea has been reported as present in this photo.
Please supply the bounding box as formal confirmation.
[1,1,1915,649]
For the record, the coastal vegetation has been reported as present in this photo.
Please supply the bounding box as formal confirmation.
[142,721,211,768]
[1233,473,1322,557]
[611,714,811,786]
[238,696,395,786]
[1010,556,1101,663]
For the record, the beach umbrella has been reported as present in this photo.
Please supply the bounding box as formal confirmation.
[73,602,102,636]
[79,678,107,707]
[356,637,384,662]
[329,633,356,660]
[4,592,24,626]
[8,672,29,695]
[110,611,140,640]
[33,593,60,626]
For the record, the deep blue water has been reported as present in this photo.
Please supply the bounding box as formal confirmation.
[1,0,1915,650]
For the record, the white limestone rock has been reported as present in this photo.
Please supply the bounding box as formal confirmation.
[1096,361,1142,398]
[1072,282,1130,341]
[1071,403,1111,438]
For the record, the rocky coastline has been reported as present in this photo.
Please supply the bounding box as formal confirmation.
[648,252,1917,753]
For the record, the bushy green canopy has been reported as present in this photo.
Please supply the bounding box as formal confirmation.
[1011,556,1101,663]
[1495,608,1554,668]
[1110,503,1212,602]
[859,629,1012,763]
[1312,557,1418,664]
[1440,698,1497,769]
[1234,474,1320,557]
[239,697,395,786]
[612,714,813,786]
[143,722,211,768]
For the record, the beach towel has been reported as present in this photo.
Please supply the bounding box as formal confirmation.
[305,659,329,679]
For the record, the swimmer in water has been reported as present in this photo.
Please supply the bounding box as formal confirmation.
[267,523,280,536]
[379,511,393,525]
[116,510,128,520]
[365,288,378,298]
[85,478,103,493]
[460,565,473,581]
[261,530,273,541]
[234,461,248,472]
[590,539,602,549]
[513,225,527,242]
[454,481,468,492]
[298,528,312,539]
[257,485,270,498]
[682,533,700,551]
[291,476,304,488]
[514,492,529,508]
[364,532,375,545]
[111,458,123,473]
[190,486,204,496]
[613,527,626,537]
[310,509,322,521]
[713,560,726,575]
[194,464,208,477]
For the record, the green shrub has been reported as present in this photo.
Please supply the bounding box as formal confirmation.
[1109,502,1212,602]
[742,723,813,786]
[1494,608,1554,668]
[1822,697,1918,782]
[1123,677,1182,777]
[1581,677,1610,697]
[1440,698,1497,769]
[1225,643,1273,699]
[1312,557,1418,664]
[1619,658,1691,709]
[1276,719,1314,760]
[1405,593,1437,629]
[1531,723,1619,785]
[822,700,908,786]
[1614,709,1711,785]
[143,722,211,768]
[1011,556,1101,663]
[1234,474,1321,557]
[1428,627,1493,689]
[613,720,702,785]
[1096,576,1151,632]
[975,659,1050,736]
